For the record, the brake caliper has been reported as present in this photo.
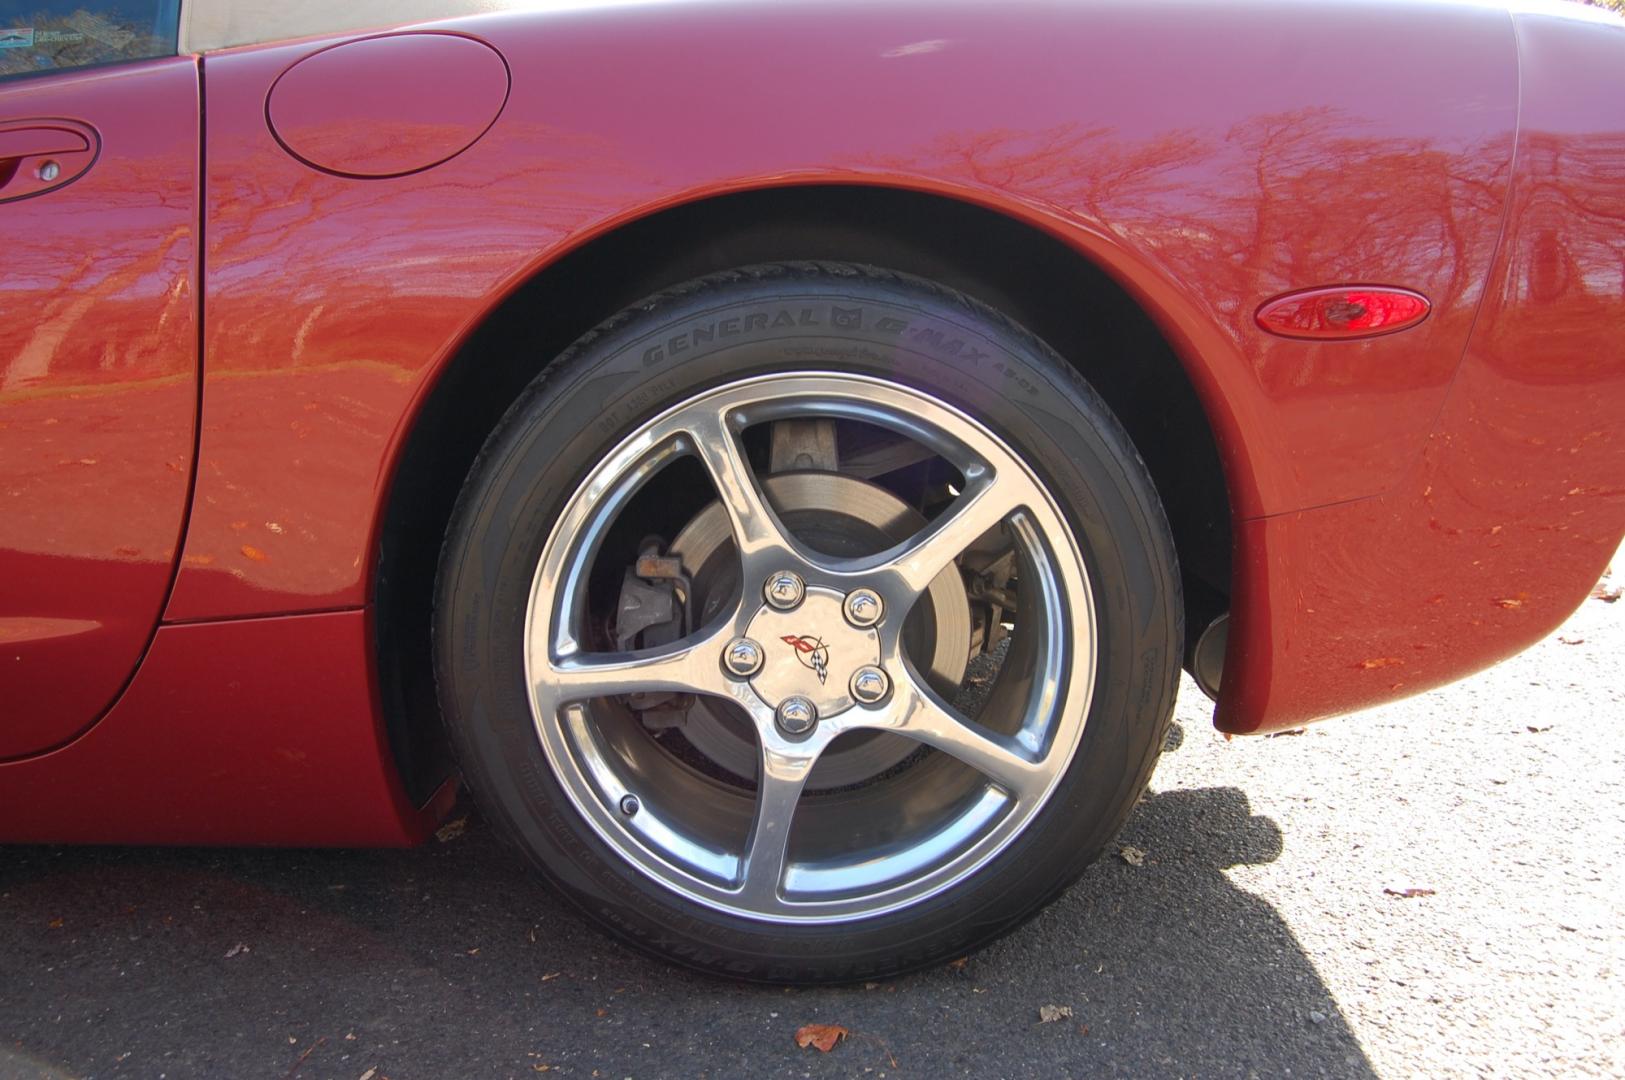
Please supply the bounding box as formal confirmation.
[613,538,693,730]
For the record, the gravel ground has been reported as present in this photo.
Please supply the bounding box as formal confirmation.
[1,568,1619,1079]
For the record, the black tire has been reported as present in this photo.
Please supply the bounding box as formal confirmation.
[434,262,1180,982]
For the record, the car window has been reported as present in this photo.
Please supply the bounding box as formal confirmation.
[0,1,179,80]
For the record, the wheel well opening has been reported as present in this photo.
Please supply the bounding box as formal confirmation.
[376,185,1233,803]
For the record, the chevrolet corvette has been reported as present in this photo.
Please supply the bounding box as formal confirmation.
[2,0,1621,981]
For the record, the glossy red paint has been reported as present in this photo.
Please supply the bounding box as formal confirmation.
[1217,5,1625,732]
[0,610,446,845]
[266,32,510,178]
[1255,286,1431,341]
[0,59,198,759]
[166,0,1525,620]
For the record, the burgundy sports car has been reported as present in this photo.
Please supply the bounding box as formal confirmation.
[2,0,1621,981]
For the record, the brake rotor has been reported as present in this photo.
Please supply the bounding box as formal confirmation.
[669,471,971,790]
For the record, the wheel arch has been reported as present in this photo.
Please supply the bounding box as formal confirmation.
[374,182,1240,803]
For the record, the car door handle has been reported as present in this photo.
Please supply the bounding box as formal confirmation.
[0,120,99,203]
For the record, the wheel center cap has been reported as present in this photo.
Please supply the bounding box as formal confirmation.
[745,587,880,717]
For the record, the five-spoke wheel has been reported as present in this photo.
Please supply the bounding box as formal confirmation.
[435,263,1180,980]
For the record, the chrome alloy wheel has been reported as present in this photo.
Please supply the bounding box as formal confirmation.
[524,373,1097,923]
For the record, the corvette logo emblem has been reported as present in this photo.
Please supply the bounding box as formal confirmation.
[781,634,830,685]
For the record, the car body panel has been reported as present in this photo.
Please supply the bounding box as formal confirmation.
[1218,4,1625,731]
[0,609,447,845]
[166,0,1518,623]
[0,58,198,759]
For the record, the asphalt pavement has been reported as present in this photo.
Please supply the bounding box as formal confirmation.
[3,568,1620,1079]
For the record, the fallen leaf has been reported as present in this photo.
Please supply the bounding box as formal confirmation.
[1526,725,1552,733]
[947,956,968,972]
[1384,887,1436,899]
[47,917,63,930]
[1590,583,1621,603]
[594,1008,607,1018]
[360,1070,377,1080]
[1118,845,1146,867]
[224,942,249,959]
[434,816,468,843]
[288,1037,326,1072]
[794,1023,849,1053]
[540,971,562,982]
[1038,1004,1074,1023]
[1558,635,1586,645]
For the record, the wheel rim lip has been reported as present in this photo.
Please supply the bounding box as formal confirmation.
[523,371,1098,924]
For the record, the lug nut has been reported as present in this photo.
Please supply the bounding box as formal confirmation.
[775,695,818,736]
[619,794,640,816]
[723,637,764,678]
[763,570,806,611]
[849,665,891,705]
[843,588,885,628]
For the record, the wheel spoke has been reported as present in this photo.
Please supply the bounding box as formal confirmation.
[539,628,726,702]
[736,740,819,905]
[685,409,791,562]
[879,473,1029,599]
[887,684,1049,802]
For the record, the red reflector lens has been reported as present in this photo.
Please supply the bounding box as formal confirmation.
[1255,286,1430,340]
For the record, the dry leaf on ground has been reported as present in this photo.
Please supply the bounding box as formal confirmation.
[435,816,469,843]
[1118,846,1146,867]
[794,1024,849,1052]
[1591,583,1621,603]
[1384,887,1436,899]
[1038,1004,1074,1023]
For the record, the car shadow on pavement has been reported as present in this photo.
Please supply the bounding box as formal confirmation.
[0,778,1375,1078]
